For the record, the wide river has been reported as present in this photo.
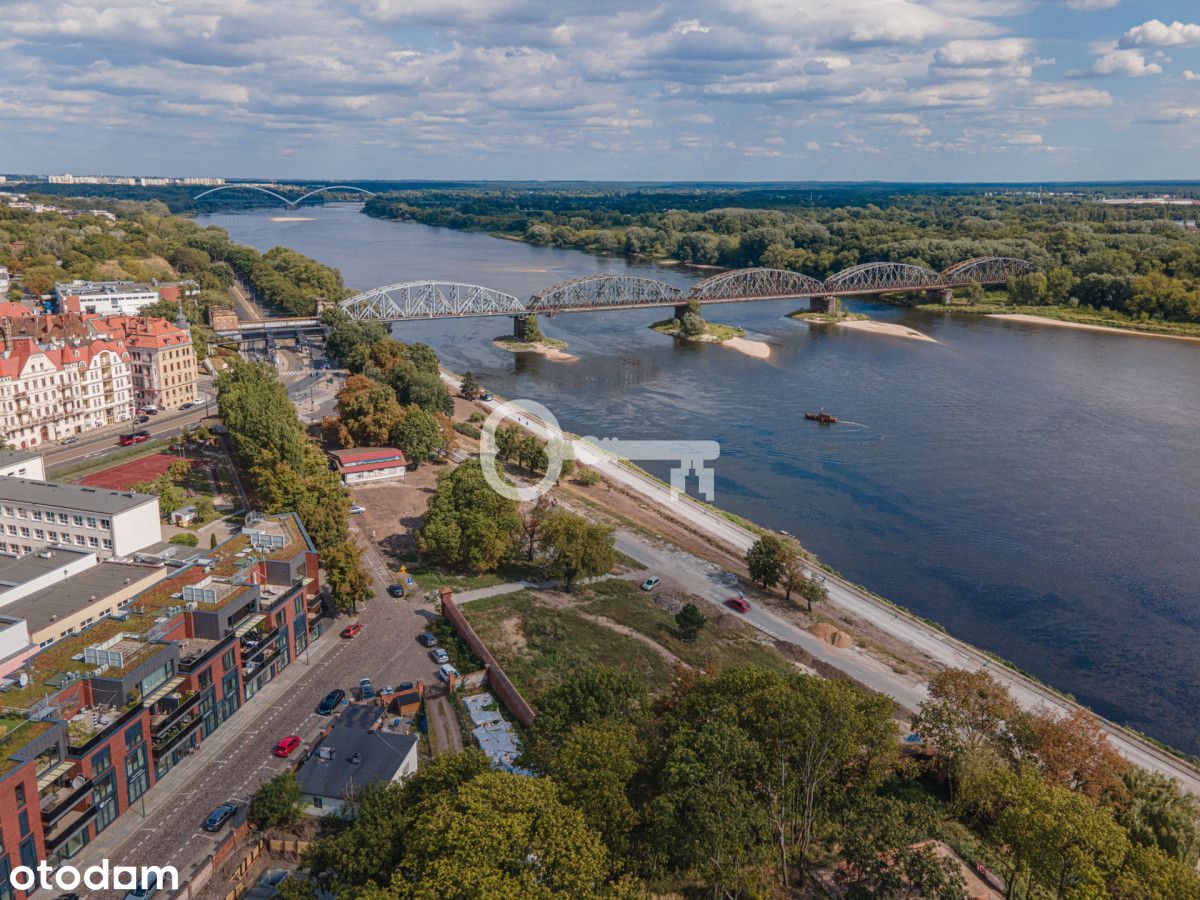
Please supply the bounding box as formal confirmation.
[199,204,1200,754]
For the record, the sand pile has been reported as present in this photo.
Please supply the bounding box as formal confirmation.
[808,622,853,648]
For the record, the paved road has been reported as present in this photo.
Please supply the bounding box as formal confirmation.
[446,372,1200,796]
[74,508,444,896]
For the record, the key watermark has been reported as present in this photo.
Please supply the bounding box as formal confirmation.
[9,860,178,894]
[479,399,720,501]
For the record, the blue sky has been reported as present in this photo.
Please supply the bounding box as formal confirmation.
[1,1,1197,181]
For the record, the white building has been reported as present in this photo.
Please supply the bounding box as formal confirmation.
[328,448,408,485]
[0,267,8,295]
[0,478,160,558]
[0,449,45,481]
[54,281,162,315]
[0,335,133,449]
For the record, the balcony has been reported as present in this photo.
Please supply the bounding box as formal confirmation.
[240,625,280,661]
[151,688,208,735]
[152,712,203,757]
[40,776,94,827]
[44,804,96,854]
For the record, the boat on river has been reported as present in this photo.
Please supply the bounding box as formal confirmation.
[804,411,838,424]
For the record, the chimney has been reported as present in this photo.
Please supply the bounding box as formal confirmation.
[2,320,11,348]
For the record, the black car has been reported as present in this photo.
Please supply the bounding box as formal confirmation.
[203,802,237,832]
[417,632,437,647]
[397,681,415,692]
[317,688,346,715]
[387,583,405,598]
[359,678,376,700]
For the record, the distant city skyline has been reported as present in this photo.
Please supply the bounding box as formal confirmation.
[2,1,1198,182]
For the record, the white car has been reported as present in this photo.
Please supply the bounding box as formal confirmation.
[438,663,460,682]
[350,503,366,514]
[431,647,449,664]
[640,577,660,591]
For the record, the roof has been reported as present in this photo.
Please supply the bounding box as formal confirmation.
[328,448,408,466]
[0,546,95,598]
[0,478,157,515]
[88,315,192,350]
[54,281,158,298]
[3,562,165,635]
[338,703,383,730]
[296,726,417,801]
[0,449,41,468]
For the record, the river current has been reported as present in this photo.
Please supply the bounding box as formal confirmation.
[198,204,1200,754]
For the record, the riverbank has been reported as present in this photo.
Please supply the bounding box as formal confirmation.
[650,319,771,359]
[989,313,1200,344]
[840,319,937,343]
[917,303,1200,341]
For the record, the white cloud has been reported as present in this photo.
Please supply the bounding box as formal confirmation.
[1061,0,1119,9]
[1007,132,1043,144]
[1031,86,1114,107]
[1185,70,1200,81]
[934,38,1028,67]
[1089,49,1162,77]
[1120,20,1200,49]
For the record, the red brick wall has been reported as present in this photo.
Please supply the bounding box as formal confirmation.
[440,590,536,728]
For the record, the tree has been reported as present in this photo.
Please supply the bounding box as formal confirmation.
[323,541,371,614]
[1109,842,1200,900]
[840,798,967,899]
[459,370,481,399]
[539,510,615,591]
[210,532,218,549]
[674,602,707,641]
[249,771,302,830]
[911,668,1019,771]
[522,314,546,343]
[169,533,198,546]
[1021,707,1129,804]
[417,459,522,572]
[391,405,444,467]
[520,495,552,562]
[1112,768,1200,865]
[746,534,787,590]
[535,666,649,740]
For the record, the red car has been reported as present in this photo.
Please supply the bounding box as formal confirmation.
[725,595,751,613]
[273,735,301,758]
[118,431,150,446]
[340,622,363,639]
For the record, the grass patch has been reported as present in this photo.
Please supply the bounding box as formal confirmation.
[493,335,569,352]
[917,303,1200,338]
[650,318,746,342]
[404,558,540,593]
[461,591,674,703]
[788,310,869,323]
[614,550,647,571]
[581,580,793,676]
[428,616,483,672]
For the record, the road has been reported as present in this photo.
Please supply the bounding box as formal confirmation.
[75,505,442,896]
[447,372,1200,796]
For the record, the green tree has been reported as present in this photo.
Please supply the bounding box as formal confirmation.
[539,510,615,591]
[674,602,707,641]
[911,668,1019,774]
[417,459,521,572]
[746,534,787,590]
[248,771,302,830]
[522,314,546,343]
[1109,842,1200,900]
[323,541,371,614]
[210,532,218,549]
[391,406,444,467]
[535,666,649,740]
[840,798,967,900]
[459,370,481,399]
[1112,768,1200,865]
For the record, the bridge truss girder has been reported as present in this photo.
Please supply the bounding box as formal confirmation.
[822,262,941,295]
[940,256,1034,286]
[689,267,824,300]
[528,274,683,312]
[339,281,527,321]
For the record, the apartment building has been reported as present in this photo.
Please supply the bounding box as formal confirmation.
[0,479,160,559]
[89,316,198,411]
[53,281,160,316]
[0,333,133,450]
[0,513,320,880]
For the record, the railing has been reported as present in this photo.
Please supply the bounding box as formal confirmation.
[151,688,209,735]
[66,702,144,756]
[240,626,281,661]
[41,776,94,826]
[152,712,204,756]
[178,638,231,674]
[44,804,96,853]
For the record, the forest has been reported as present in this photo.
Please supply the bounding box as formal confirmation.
[363,187,1200,325]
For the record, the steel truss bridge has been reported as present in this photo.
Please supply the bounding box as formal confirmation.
[336,256,1032,323]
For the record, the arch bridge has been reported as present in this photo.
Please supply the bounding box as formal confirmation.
[192,184,378,207]
[334,256,1032,326]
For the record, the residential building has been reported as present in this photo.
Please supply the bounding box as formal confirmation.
[0,268,8,296]
[206,306,239,332]
[53,281,160,316]
[0,450,44,481]
[296,705,418,816]
[328,448,407,486]
[0,478,160,558]
[0,333,133,449]
[0,513,321,880]
[89,316,198,411]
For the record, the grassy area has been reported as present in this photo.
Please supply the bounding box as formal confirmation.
[917,303,1200,338]
[493,335,569,351]
[788,310,869,323]
[48,437,177,480]
[403,558,541,593]
[0,717,54,776]
[650,318,746,342]
[462,591,676,702]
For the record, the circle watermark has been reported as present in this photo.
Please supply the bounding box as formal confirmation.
[479,399,567,501]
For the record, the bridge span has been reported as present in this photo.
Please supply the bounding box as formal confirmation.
[216,257,1031,345]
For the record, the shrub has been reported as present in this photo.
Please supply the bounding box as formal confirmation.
[576,468,601,487]
[170,533,199,547]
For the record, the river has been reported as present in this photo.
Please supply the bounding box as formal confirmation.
[198,203,1200,754]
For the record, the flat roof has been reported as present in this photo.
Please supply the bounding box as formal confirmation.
[0,546,95,596]
[3,561,165,635]
[0,478,156,515]
[296,725,417,801]
[0,450,42,469]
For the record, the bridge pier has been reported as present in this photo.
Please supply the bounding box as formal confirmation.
[808,296,840,314]
[512,315,531,341]
[926,288,953,304]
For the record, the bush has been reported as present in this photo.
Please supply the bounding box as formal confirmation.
[169,533,199,546]
[248,771,302,830]
[453,422,481,439]
[576,468,601,487]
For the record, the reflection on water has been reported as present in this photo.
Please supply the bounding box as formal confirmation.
[200,204,1200,754]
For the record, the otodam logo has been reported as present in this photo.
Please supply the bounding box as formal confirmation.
[8,860,178,894]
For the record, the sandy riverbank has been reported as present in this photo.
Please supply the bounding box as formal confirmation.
[839,319,936,343]
[989,313,1200,344]
[491,339,578,362]
[269,216,316,222]
[724,336,772,359]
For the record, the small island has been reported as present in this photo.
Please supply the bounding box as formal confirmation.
[650,300,770,358]
[788,310,869,324]
[493,314,577,361]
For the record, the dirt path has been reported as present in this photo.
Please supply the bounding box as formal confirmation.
[427,695,463,755]
[577,612,688,668]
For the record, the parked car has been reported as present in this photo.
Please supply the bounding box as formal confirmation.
[640,576,661,591]
[725,595,751,613]
[180,401,196,410]
[317,688,346,715]
[417,632,438,647]
[134,415,151,425]
[479,391,493,402]
[144,406,159,416]
[61,436,79,446]
[430,647,449,664]
[123,870,163,900]
[381,684,395,695]
[397,681,415,692]
[203,802,238,832]
[437,663,460,682]
[273,734,302,758]
[386,583,406,598]
[350,503,366,514]
[340,622,363,639]
[118,431,150,446]
[359,678,376,700]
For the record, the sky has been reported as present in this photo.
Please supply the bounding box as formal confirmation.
[1,0,1198,182]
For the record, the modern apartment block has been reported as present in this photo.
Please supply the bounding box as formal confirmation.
[0,479,160,559]
[0,513,322,881]
[52,282,161,316]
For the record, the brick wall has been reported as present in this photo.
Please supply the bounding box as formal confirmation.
[440,589,536,728]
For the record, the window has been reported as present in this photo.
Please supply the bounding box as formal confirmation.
[103,539,112,549]
[125,723,143,750]
[18,528,28,538]
[88,536,98,548]
[221,648,235,671]
[47,531,57,541]
[92,747,112,776]
[75,535,85,546]
[72,515,83,526]
[13,784,24,808]
[86,516,97,528]
[58,513,68,524]
[31,511,41,522]
[33,529,43,540]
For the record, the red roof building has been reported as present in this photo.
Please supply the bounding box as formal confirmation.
[328,447,408,485]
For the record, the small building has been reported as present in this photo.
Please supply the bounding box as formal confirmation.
[0,449,45,481]
[296,724,419,815]
[328,448,407,486]
[53,280,161,315]
[171,505,198,527]
[206,306,239,332]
